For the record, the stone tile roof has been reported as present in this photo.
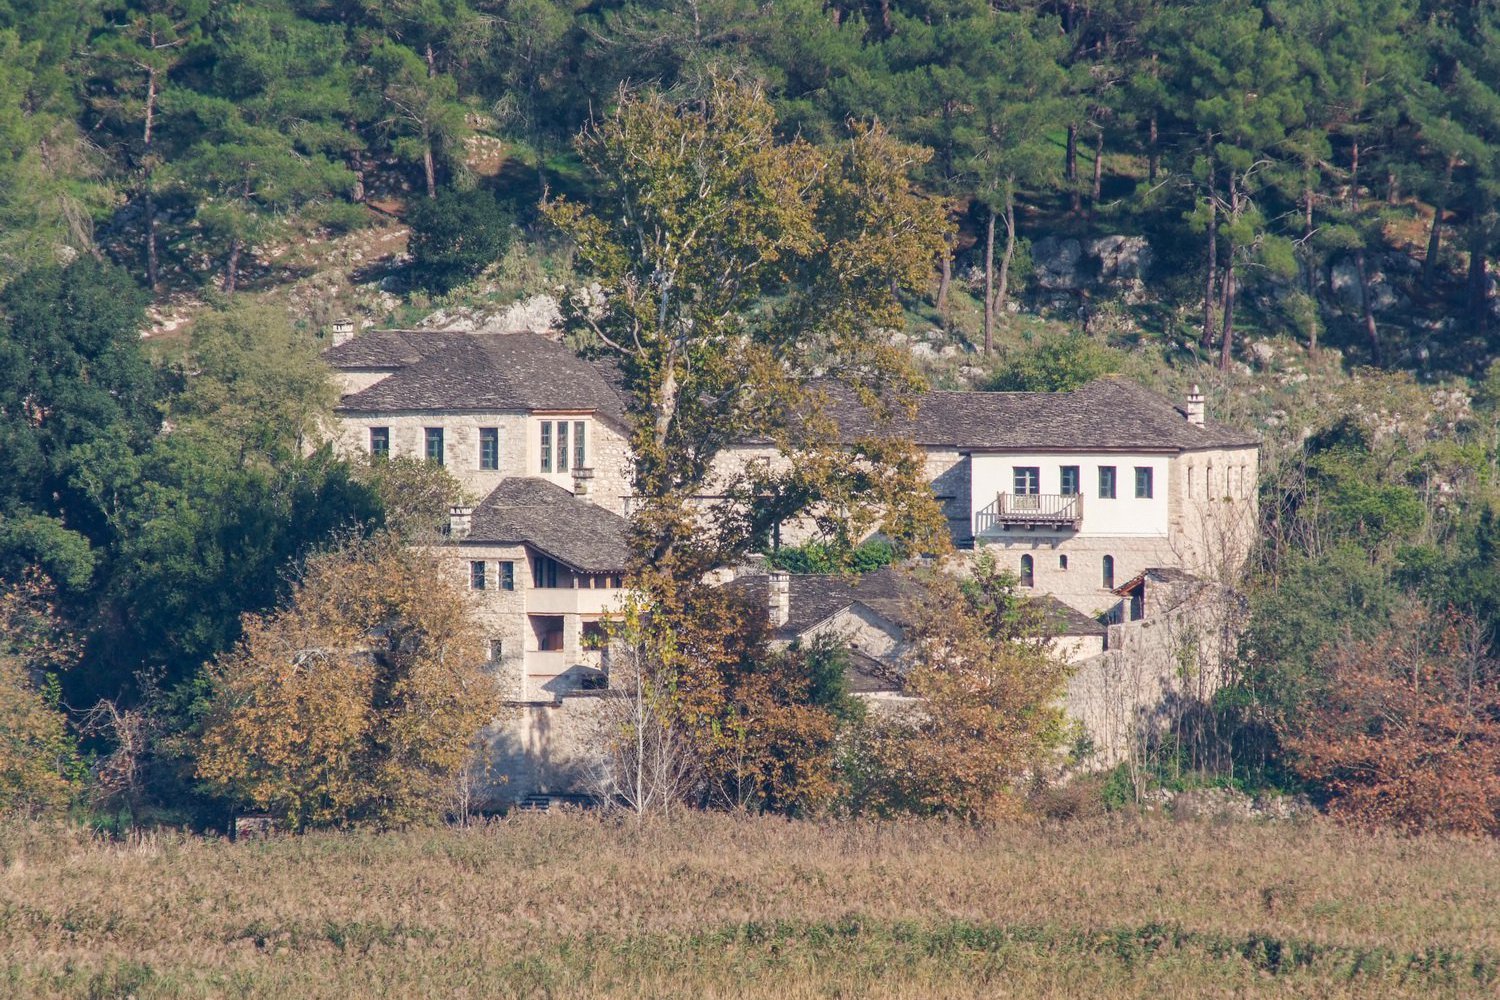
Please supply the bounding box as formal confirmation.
[728,567,924,641]
[817,376,1258,452]
[1112,566,1201,597]
[732,568,1105,640]
[328,330,1254,453]
[1027,594,1108,637]
[329,332,626,423]
[465,478,630,573]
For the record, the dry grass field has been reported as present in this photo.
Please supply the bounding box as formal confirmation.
[2,812,1498,999]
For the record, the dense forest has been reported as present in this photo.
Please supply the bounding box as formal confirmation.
[3,0,1500,832]
[2,0,1498,363]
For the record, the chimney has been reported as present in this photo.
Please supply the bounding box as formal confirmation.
[1185,384,1205,427]
[572,466,594,497]
[330,318,355,347]
[768,572,790,628]
[448,505,473,539]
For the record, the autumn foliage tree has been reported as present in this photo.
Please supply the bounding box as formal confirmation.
[1286,608,1500,836]
[862,557,1074,822]
[197,535,497,829]
[0,569,84,817]
[546,77,952,582]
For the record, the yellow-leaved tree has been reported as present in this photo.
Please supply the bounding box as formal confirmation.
[863,556,1074,822]
[0,568,83,817]
[197,535,497,829]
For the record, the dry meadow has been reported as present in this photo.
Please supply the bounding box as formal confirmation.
[2,812,1497,998]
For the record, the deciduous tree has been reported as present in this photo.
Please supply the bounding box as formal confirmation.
[197,535,498,829]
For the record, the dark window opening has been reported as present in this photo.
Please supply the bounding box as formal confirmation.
[1135,466,1154,499]
[1098,466,1117,499]
[489,639,503,661]
[479,427,499,470]
[1060,465,1080,495]
[425,427,444,465]
[1102,555,1115,590]
[470,561,486,590]
[1020,554,1034,587]
[1013,466,1040,495]
[574,421,586,470]
[499,561,515,591]
[369,427,389,459]
[557,420,570,473]
[540,421,552,473]
[1059,554,1068,570]
[532,554,561,589]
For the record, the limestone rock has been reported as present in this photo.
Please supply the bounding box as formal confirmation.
[1086,234,1153,281]
[1031,236,1084,290]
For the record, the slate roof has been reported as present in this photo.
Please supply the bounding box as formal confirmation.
[464,478,630,573]
[1026,595,1108,637]
[729,567,925,641]
[329,332,626,423]
[1113,566,1201,597]
[732,568,1105,641]
[816,376,1257,452]
[328,330,1254,452]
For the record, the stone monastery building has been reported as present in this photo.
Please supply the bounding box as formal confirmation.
[324,328,1259,790]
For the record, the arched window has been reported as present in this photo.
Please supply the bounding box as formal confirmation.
[1187,465,1194,499]
[1059,554,1069,570]
[1206,463,1215,498]
[1102,555,1115,590]
[1020,554,1034,587]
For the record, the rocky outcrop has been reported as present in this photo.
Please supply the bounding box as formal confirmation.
[1029,235,1153,305]
[419,293,564,335]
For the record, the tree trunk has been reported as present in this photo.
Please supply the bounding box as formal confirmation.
[1386,171,1399,206]
[1066,124,1080,214]
[1303,184,1318,354]
[1218,259,1236,372]
[1148,112,1159,183]
[425,42,436,77]
[1202,158,1217,349]
[936,243,951,323]
[983,208,996,355]
[1423,157,1455,284]
[996,191,1016,317]
[423,136,437,199]
[1355,248,1381,363]
[1091,128,1105,208]
[222,236,241,294]
[143,66,159,292]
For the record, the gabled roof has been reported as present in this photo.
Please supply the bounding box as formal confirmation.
[731,567,1104,642]
[816,376,1257,452]
[1027,594,1108,637]
[464,478,630,573]
[1113,566,1200,597]
[729,567,924,641]
[329,332,626,423]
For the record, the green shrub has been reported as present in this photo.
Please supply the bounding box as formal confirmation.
[406,188,514,293]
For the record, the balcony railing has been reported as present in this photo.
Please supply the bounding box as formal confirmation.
[974,492,1083,534]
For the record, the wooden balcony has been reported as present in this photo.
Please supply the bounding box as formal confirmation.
[974,492,1083,534]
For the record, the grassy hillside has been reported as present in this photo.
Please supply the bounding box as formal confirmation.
[2,814,1497,998]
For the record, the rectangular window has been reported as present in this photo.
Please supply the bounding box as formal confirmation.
[1098,466,1117,499]
[1060,465,1080,495]
[531,555,559,589]
[469,560,486,590]
[540,421,552,473]
[364,428,387,464]
[1013,467,1040,495]
[479,428,499,470]
[574,421,586,470]
[499,561,515,591]
[557,420,570,473]
[425,427,444,465]
[1135,466,1154,499]
[489,639,503,662]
